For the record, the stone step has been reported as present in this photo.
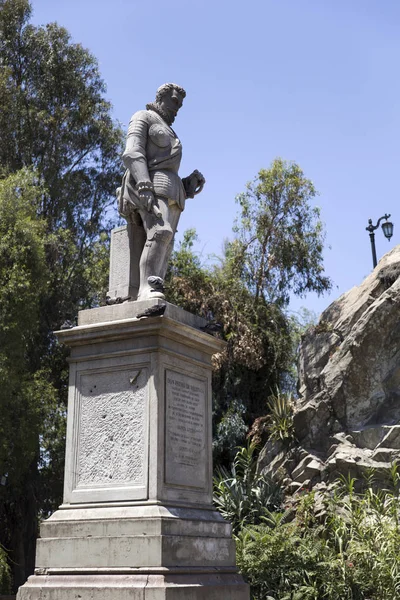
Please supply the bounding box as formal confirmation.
[41,516,231,539]
[18,573,250,600]
[36,534,236,570]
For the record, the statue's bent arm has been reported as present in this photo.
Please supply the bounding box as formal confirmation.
[122,112,150,186]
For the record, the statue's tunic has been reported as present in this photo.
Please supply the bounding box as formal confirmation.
[119,109,186,217]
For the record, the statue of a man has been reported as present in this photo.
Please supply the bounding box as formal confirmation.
[117,83,205,301]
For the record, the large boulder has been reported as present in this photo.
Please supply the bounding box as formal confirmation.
[260,245,400,488]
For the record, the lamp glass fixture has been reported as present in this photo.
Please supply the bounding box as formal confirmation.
[382,220,394,240]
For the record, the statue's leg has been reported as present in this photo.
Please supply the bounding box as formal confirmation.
[137,199,182,301]
[159,202,181,281]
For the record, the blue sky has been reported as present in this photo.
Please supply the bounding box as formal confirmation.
[31,0,400,318]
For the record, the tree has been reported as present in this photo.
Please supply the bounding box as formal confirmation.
[0,0,122,319]
[166,231,297,465]
[0,170,55,590]
[0,0,122,589]
[231,158,332,307]
[166,160,331,465]
[0,0,122,237]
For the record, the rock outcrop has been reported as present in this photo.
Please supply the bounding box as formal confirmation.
[260,245,400,489]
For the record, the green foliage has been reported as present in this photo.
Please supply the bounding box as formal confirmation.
[234,466,400,600]
[212,400,248,464]
[0,544,11,594]
[0,0,122,588]
[0,0,123,237]
[213,443,282,533]
[232,158,332,306]
[248,388,295,447]
[167,162,331,464]
[0,170,53,478]
[0,169,58,587]
[265,389,295,443]
[167,230,296,465]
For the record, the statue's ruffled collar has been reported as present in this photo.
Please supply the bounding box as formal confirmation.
[146,102,175,126]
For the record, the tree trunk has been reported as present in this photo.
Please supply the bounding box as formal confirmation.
[7,463,38,593]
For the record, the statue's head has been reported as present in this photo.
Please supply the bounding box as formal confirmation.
[147,83,186,125]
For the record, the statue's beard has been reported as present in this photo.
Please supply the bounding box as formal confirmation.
[146,102,175,125]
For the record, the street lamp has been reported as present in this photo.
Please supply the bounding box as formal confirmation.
[366,214,394,269]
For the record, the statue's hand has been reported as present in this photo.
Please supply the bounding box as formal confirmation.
[139,189,156,212]
[192,170,205,195]
[182,170,206,198]
[136,181,162,218]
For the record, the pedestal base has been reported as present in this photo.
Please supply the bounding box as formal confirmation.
[18,505,248,599]
[17,303,249,599]
[34,505,236,571]
[19,572,249,600]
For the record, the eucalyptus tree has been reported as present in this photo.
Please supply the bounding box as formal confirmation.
[166,160,331,465]
[231,158,332,307]
[0,0,122,589]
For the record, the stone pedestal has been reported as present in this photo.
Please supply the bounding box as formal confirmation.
[107,224,145,301]
[17,302,249,599]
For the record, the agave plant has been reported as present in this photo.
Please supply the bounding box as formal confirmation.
[265,388,295,443]
[213,442,282,533]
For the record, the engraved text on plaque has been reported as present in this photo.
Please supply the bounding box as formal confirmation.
[165,370,207,488]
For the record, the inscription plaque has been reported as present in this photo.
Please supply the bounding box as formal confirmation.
[165,370,207,488]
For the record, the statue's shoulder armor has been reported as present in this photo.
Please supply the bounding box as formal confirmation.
[127,110,172,148]
[131,109,150,119]
[127,110,153,138]
[130,109,161,124]
[128,109,152,125]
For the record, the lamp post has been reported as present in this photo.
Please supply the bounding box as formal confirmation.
[366,214,394,269]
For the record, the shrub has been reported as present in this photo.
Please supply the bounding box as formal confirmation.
[235,468,400,599]
[215,446,400,600]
